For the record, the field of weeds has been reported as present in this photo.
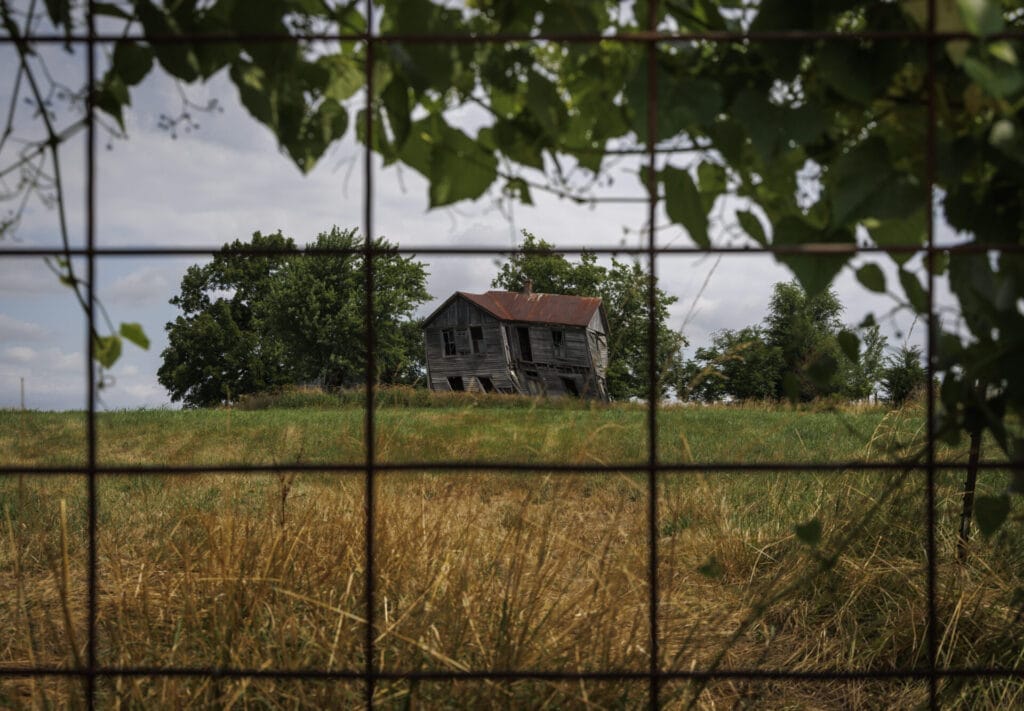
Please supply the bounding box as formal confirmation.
[1,395,1022,708]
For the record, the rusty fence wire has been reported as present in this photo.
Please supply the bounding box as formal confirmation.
[2,1,1024,708]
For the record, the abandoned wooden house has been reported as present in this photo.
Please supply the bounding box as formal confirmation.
[422,283,610,400]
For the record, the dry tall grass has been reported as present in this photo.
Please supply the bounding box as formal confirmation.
[2,400,1022,708]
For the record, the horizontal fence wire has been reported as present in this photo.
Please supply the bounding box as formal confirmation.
[3,0,1024,708]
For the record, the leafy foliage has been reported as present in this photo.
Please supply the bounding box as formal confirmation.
[492,231,686,400]
[882,345,927,408]
[683,282,888,403]
[157,229,429,407]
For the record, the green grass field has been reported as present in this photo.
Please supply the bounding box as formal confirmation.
[2,394,1022,708]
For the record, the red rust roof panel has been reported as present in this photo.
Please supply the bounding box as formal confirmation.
[460,291,602,327]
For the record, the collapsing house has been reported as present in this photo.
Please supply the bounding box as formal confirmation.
[422,283,610,400]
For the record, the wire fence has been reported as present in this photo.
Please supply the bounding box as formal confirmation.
[2,1,1023,708]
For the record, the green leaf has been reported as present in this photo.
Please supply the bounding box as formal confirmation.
[736,210,767,246]
[828,138,922,229]
[424,119,498,207]
[382,76,411,148]
[868,211,926,265]
[119,322,150,350]
[794,518,822,546]
[975,494,1010,537]
[773,216,852,297]
[697,162,727,212]
[899,269,929,313]
[697,556,724,578]
[838,330,860,362]
[963,57,1024,98]
[957,0,1004,37]
[94,334,122,369]
[856,264,887,293]
[663,167,708,247]
[504,178,533,205]
[112,41,154,86]
[44,0,71,30]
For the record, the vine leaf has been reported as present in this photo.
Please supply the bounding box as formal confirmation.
[120,322,150,350]
[975,494,1010,537]
[94,334,122,369]
[856,264,886,293]
[663,167,709,247]
[795,518,822,546]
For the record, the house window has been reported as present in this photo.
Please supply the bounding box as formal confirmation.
[442,329,457,356]
[560,376,580,397]
[470,326,485,354]
[551,329,564,358]
[447,376,464,391]
[516,326,533,361]
[478,376,495,393]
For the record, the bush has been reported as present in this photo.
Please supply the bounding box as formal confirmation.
[881,346,926,408]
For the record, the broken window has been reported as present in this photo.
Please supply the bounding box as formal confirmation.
[447,376,464,391]
[470,326,485,354]
[442,329,457,356]
[478,376,495,393]
[560,376,580,397]
[516,326,533,361]
[551,329,564,358]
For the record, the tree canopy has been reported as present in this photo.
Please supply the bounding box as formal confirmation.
[157,228,429,407]
[492,231,686,400]
[682,282,887,403]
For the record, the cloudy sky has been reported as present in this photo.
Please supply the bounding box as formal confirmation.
[0,40,940,411]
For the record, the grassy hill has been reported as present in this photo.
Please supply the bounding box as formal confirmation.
[1,393,1021,708]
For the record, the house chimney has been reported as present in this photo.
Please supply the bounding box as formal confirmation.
[522,278,533,295]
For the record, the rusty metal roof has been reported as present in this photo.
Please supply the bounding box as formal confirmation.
[458,290,603,328]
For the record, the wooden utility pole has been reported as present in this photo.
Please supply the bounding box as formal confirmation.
[20,377,25,411]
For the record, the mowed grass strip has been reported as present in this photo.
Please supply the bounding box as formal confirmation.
[1,397,949,468]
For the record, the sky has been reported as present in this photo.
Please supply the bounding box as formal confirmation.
[0,40,939,411]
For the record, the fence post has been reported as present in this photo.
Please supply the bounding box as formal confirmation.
[957,428,982,563]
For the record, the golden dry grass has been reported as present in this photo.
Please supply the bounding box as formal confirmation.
[1,400,1022,708]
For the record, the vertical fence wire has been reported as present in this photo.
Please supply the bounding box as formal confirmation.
[1,0,1023,708]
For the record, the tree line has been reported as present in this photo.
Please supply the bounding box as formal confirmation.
[679,282,926,406]
[161,229,925,408]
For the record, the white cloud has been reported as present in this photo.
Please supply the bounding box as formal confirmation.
[102,266,174,304]
[0,314,49,342]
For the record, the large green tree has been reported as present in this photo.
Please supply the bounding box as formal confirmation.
[157,232,297,408]
[158,229,429,407]
[682,282,888,402]
[492,231,686,399]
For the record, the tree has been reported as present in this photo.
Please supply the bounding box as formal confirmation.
[157,232,297,408]
[682,282,887,402]
[265,227,430,389]
[158,229,430,407]
[764,282,847,401]
[683,327,783,402]
[492,231,686,399]
[882,345,927,407]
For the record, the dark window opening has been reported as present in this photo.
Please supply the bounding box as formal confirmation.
[478,376,495,393]
[442,329,457,356]
[471,326,485,354]
[447,376,464,391]
[561,376,580,397]
[516,326,533,361]
[551,329,564,358]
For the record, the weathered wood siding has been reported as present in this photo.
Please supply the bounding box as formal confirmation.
[424,297,517,393]
[423,294,610,401]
